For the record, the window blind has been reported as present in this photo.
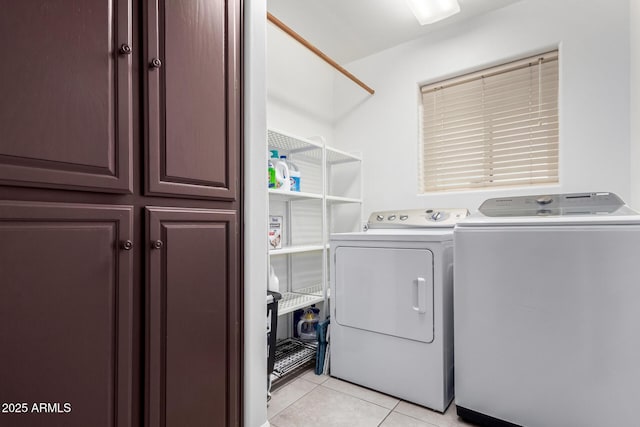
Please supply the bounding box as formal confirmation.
[419,51,559,192]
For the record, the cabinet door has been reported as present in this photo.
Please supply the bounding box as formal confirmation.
[146,207,240,427]
[0,1,132,193]
[146,0,240,200]
[0,202,133,427]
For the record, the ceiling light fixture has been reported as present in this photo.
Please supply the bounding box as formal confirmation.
[406,0,461,25]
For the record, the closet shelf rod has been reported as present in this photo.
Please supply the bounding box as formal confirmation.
[267,12,375,95]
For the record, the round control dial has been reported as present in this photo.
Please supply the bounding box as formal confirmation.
[536,196,553,205]
[429,211,449,222]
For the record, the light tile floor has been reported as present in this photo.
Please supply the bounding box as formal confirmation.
[268,369,480,427]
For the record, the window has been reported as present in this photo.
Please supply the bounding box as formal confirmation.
[419,51,559,192]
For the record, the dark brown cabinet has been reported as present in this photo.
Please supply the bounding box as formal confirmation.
[0,0,242,426]
[146,207,239,427]
[0,201,133,427]
[146,0,240,200]
[0,0,133,193]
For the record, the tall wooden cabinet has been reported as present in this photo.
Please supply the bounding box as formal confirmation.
[0,1,242,426]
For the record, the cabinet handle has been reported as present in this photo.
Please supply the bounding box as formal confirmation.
[152,240,164,250]
[119,43,132,55]
[121,240,134,250]
[150,58,162,69]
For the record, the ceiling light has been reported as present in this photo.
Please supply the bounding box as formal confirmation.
[406,0,461,25]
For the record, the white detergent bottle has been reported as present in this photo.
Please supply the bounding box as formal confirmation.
[275,157,290,191]
[280,155,301,192]
[268,264,279,292]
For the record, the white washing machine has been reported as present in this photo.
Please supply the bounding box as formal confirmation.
[330,208,469,412]
[454,192,640,427]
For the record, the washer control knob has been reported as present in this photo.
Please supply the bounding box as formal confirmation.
[400,215,408,221]
[388,215,396,221]
[536,196,553,205]
[431,211,443,221]
[376,215,384,221]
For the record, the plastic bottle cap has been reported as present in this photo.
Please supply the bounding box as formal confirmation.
[270,150,279,158]
[280,155,287,159]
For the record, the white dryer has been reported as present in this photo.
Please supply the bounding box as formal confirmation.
[330,208,469,412]
[454,192,640,427]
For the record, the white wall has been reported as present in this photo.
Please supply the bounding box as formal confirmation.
[267,23,337,140]
[244,1,269,426]
[333,0,631,214]
[245,12,339,427]
[631,0,640,209]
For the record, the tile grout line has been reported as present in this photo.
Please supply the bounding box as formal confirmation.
[317,383,399,412]
[322,377,404,410]
[376,408,394,427]
[392,404,448,427]
[268,378,320,420]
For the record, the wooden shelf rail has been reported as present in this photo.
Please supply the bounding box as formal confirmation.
[267,12,375,95]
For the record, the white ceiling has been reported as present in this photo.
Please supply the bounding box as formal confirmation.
[267,0,523,64]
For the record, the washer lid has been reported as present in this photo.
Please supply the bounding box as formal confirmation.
[459,192,640,226]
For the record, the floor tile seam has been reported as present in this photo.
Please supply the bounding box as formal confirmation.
[392,409,444,427]
[321,381,400,410]
[376,410,394,427]
[377,409,444,427]
[268,379,320,420]
[317,383,397,412]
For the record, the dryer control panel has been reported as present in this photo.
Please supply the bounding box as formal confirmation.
[366,208,469,229]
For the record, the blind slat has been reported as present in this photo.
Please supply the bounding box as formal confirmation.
[424,128,559,155]
[424,151,559,171]
[423,95,558,122]
[424,118,558,143]
[429,74,558,101]
[428,168,559,187]
[424,177,558,192]
[424,162,559,180]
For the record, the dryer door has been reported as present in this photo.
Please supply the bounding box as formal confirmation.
[334,246,434,343]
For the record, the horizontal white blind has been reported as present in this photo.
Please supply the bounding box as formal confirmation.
[420,51,559,192]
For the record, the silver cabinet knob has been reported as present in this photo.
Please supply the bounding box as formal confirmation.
[400,215,408,221]
[376,215,384,221]
[119,43,132,55]
[388,215,396,221]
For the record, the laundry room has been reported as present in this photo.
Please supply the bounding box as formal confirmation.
[249,0,640,426]
[1,1,639,427]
